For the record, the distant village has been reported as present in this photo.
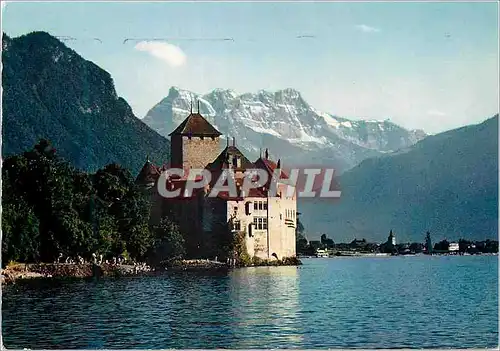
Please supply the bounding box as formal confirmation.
[297,230,499,258]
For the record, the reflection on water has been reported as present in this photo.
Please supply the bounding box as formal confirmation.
[2,256,498,349]
[228,266,301,348]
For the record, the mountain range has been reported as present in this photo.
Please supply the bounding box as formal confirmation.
[143,87,426,174]
[2,31,497,243]
[1,31,169,174]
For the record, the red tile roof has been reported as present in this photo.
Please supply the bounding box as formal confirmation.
[206,145,254,171]
[135,160,161,184]
[254,157,289,179]
[213,187,268,200]
[169,113,222,137]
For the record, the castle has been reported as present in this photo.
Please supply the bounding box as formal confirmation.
[136,107,297,260]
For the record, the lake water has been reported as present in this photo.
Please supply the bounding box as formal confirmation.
[2,255,498,349]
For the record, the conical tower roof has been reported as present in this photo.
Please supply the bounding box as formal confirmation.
[169,113,222,137]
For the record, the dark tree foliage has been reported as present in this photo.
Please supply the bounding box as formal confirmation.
[434,240,450,252]
[211,220,234,262]
[424,231,433,253]
[458,239,471,253]
[295,218,309,254]
[409,242,424,253]
[1,198,40,263]
[1,140,177,266]
[146,217,185,266]
[457,239,498,254]
[320,233,335,248]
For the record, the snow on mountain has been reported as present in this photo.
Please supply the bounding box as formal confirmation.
[142,86,427,173]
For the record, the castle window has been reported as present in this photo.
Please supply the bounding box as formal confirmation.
[233,220,241,231]
[263,202,268,210]
[253,216,266,230]
[245,202,252,215]
[258,202,263,210]
[254,202,258,210]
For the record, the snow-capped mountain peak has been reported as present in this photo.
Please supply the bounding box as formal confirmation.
[142,87,427,172]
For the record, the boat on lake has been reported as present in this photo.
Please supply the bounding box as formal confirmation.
[315,249,329,258]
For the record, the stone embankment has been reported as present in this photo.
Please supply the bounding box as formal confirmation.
[164,259,229,272]
[1,257,302,284]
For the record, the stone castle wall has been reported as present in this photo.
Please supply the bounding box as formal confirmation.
[225,196,297,260]
[182,136,220,170]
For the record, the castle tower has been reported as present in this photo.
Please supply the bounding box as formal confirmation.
[169,108,222,170]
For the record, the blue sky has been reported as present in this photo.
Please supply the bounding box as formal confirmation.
[2,1,498,133]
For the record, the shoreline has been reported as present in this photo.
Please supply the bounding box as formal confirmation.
[299,252,498,258]
[1,258,302,285]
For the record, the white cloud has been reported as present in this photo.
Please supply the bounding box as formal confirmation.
[355,24,380,33]
[427,109,446,116]
[134,41,186,67]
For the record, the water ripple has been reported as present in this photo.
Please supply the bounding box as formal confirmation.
[2,256,498,349]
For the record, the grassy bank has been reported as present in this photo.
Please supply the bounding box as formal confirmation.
[1,263,150,284]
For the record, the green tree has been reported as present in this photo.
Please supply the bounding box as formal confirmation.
[233,231,251,266]
[1,140,166,264]
[211,219,234,261]
[434,240,450,251]
[148,217,185,265]
[425,231,433,254]
[409,242,423,253]
[1,199,40,264]
[295,217,309,254]
[458,239,471,253]
[320,233,335,248]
